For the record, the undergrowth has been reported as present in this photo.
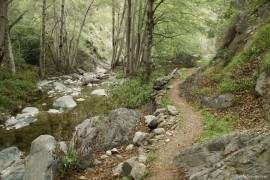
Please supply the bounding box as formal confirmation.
[212,24,270,92]
[0,67,38,113]
[196,111,239,143]
[105,70,164,109]
[59,148,78,178]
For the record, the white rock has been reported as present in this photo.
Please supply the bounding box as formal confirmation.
[54,82,66,91]
[167,105,178,116]
[91,89,107,96]
[130,162,147,179]
[133,132,149,146]
[106,151,112,156]
[22,107,39,117]
[53,96,77,108]
[144,115,156,125]
[113,162,123,177]
[48,109,61,114]
[5,117,18,127]
[138,154,147,163]
[153,128,166,135]
[111,148,119,154]
[93,159,101,165]
[115,155,123,161]
[126,144,134,151]
[71,91,80,96]
[76,98,85,102]
[101,155,109,159]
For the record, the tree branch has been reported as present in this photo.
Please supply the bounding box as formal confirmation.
[9,10,28,30]
[153,0,164,14]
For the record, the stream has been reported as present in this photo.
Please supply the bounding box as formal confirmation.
[0,71,122,154]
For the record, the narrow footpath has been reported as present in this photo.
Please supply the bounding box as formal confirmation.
[148,70,204,180]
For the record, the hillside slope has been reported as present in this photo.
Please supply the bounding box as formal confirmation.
[179,1,270,130]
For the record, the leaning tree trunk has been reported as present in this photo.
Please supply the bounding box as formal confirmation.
[39,0,46,79]
[0,0,8,71]
[4,28,16,75]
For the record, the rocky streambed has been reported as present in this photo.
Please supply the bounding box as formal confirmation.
[0,68,126,153]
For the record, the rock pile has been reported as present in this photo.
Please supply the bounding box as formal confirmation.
[152,68,178,107]
[112,105,179,178]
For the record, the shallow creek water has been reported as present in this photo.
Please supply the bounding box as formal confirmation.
[0,85,110,154]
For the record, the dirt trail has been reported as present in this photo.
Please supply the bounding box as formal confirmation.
[148,69,204,180]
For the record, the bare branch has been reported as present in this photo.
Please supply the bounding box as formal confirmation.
[9,10,28,30]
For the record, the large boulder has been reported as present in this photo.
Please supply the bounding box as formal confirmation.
[71,108,141,168]
[255,71,270,96]
[53,96,77,109]
[0,147,25,180]
[23,135,58,180]
[201,93,234,110]
[174,132,270,179]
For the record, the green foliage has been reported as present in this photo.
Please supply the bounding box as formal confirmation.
[192,87,211,95]
[0,68,38,113]
[60,148,78,178]
[219,77,256,92]
[213,24,270,90]
[196,56,211,67]
[159,93,170,108]
[196,112,238,143]
[178,68,188,79]
[147,151,157,163]
[105,70,164,109]
[12,25,40,65]
[203,66,215,76]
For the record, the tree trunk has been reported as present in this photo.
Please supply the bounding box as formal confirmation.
[135,0,146,70]
[126,0,132,76]
[0,0,8,71]
[113,2,127,69]
[130,0,137,76]
[143,0,154,82]
[4,28,15,75]
[58,0,65,70]
[39,0,46,79]
[111,0,116,70]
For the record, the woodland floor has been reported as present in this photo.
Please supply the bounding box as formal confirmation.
[147,69,204,180]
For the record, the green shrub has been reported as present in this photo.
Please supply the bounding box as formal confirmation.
[203,66,215,76]
[147,151,157,163]
[196,56,211,67]
[60,148,78,178]
[159,93,170,108]
[219,77,256,92]
[0,69,38,112]
[105,70,164,109]
[192,87,211,95]
[196,112,238,143]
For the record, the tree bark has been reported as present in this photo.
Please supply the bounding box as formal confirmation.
[58,0,65,70]
[126,0,132,76]
[39,0,46,79]
[0,0,8,70]
[111,0,116,70]
[4,27,15,75]
[143,0,154,82]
